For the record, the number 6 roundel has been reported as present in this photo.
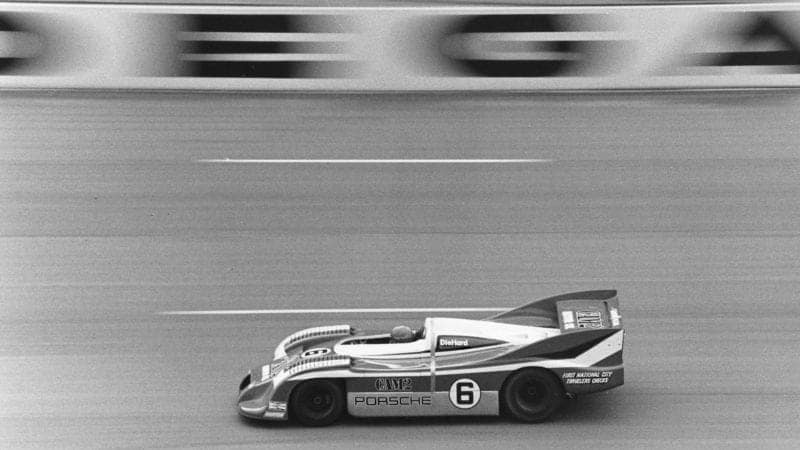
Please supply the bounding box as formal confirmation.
[449,378,480,409]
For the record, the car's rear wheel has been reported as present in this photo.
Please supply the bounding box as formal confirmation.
[501,369,564,423]
[289,379,345,427]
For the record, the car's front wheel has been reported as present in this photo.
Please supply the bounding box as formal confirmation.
[289,379,345,427]
[501,369,565,423]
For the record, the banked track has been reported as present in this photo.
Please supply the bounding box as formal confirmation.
[1,91,800,448]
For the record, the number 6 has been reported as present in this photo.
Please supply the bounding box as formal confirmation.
[449,378,480,409]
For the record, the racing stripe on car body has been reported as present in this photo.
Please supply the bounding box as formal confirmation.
[289,330,623,381]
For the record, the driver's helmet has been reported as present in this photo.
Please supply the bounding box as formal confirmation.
[390,325,415,343]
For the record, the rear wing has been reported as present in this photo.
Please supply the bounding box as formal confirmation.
[486,290,622,332]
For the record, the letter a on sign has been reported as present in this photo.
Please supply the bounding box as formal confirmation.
[0,15,43,73]
[694,14,800,70]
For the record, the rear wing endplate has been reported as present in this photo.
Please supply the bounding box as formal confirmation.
[486,290,621,332]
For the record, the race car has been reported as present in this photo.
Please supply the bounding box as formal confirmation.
[237,290,624,426]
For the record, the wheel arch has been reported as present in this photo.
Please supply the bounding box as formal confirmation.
[498,367,565,413]
[287,377,348,424]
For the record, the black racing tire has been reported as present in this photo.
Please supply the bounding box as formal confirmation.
[289,379,345,427]
[501,369,565,423]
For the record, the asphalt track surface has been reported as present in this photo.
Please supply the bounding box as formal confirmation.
[2,91,800,448]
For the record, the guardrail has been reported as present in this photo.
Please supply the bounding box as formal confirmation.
[1,2,799,90]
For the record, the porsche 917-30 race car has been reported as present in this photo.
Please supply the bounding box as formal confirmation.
[237,290,624,426]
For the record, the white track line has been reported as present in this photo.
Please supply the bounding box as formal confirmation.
[160,307,508,315]
[197,159,551,164]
